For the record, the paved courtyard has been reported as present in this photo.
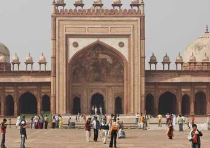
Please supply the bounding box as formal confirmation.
[4,128,210,148]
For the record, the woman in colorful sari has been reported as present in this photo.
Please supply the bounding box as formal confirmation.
[167,118,173,139]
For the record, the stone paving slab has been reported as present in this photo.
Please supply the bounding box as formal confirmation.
[4,128,210,148]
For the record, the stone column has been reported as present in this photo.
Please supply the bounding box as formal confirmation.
[1,85,5,116]
[177,86,181,115]
[154,83,159,115]
[207,84,210,114]
[140,15,146,114]
[51,12,56,115]
[14,84,18,116]
[190,85,195,115]
[37,84,42,115]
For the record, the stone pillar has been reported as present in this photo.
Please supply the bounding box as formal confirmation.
[207,84,210,114]
[190,85,195,115]
[140,15,146,114]
[154,83,158,115]
[177,86,181,115]
[51,14,56,115]
[1,85,5,117]
[14,84,18,116]
[37,84,41,115]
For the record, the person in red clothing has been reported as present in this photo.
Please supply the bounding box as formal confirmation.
[85,118,91,142]
[1,118,7,148]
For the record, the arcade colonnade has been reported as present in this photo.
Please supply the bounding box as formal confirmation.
[0,83,51,117]
[145,83,210,115]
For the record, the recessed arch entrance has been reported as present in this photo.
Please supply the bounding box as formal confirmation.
[42,95,50,112]
[194,92,206,115]
[19,92,37,114]
[73,97,81,114]
[181,94,190,115]
[158,92,177,115]
[5,95,14,116]
[115,97,123,114]
[91,93,105,114]
[69,41,126,114]
[145,94,155,115]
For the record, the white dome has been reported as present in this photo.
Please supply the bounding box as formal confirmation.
[94,0,102,4]
[12,53,20,63]
[39,53,46,63]
[25,53,33,63]
[184,26,210,62]
[202,52,209,62]
[131,0,140,3]
[0,42,10,63]
[75,0,83,4]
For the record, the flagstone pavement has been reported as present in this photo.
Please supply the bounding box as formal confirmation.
[4,128,210,148]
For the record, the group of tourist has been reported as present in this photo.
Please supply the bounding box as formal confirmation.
[135,113,151,130]
[85,114,124,148]
[28,114,49,129]
[52,114,63,129]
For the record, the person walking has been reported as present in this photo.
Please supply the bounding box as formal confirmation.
[85,118,91,142]
[16,114,21,130]
[167,118,173,139]
[157,114,162,127]
[1,119,7,148]
[40,115,44,129]
[44,115,49,129]
[109,118,119,148]
[100,119,109,144]
[59,115,63,129]
[55,114,59,129]
[34,115,39,129]
[188,124,203,148]
[92,116,100,142]
[52,116,56,129]
[177,115,184,131]
[20,121,27,148]
[139,113,143,129]
[185,116,191,130]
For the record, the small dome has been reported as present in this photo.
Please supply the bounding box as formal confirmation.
[189,53,196,62]
[25,53,33,63]
[202,52,209,62]
[176,53,183,62]
[0,55,6,63]
[113,0,121,3]
[12,53,20,63]
[0,42,10,63]
[184,25,210,62]
[39,53,47,63]
[150,53,157,63]
[94,0,102,4]
[162,53,170,63]
[75,0,83,4]
[131,0,140,4]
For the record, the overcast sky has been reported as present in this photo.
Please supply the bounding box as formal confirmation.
[0,0,210,70]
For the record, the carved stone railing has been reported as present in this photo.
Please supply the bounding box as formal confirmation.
[54,8,142,16]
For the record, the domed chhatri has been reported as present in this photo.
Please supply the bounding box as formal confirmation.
[184,25,210,62]
[113,0,121,4]
[176,53,183,63]
[150,53,157,63]
[25,53,33,64]
[0,42,10,63]
[12,53,20,63]
[94,0,102,4]
[75,0,83,4]
[39,53,47,63]
[202,52,209,62]
[189,52,196,62]
[131,0,140,4]
[162,53,170,63]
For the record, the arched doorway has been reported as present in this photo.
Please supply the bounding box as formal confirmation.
[146,94,155,115]
[158,92,177,114]
[195,92,206,115]
[6,95,14,116]
[115,97,123,114]
[69,42,125,114]
[91,93,105,114]
[73,97,81,114]
[181,94,190,115]
[42,95,50,111]
[19,92,37,114]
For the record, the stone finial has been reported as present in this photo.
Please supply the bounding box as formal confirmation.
[54,0,66,9]
[12,53,20,63]
[25,53,33,64]
[93,0,103,8]
[162,53,170,63]
[74,0,84,8]
[112,0,122,9]
[205,25,209,33]
[130,0,140,9]
[39,53,47,64]
[176,53,183,63]
[150,53,157,63]
[189,52,196,62]
[202,52,209,62]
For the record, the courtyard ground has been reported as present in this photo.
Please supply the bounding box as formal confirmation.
[4,128,210,148]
